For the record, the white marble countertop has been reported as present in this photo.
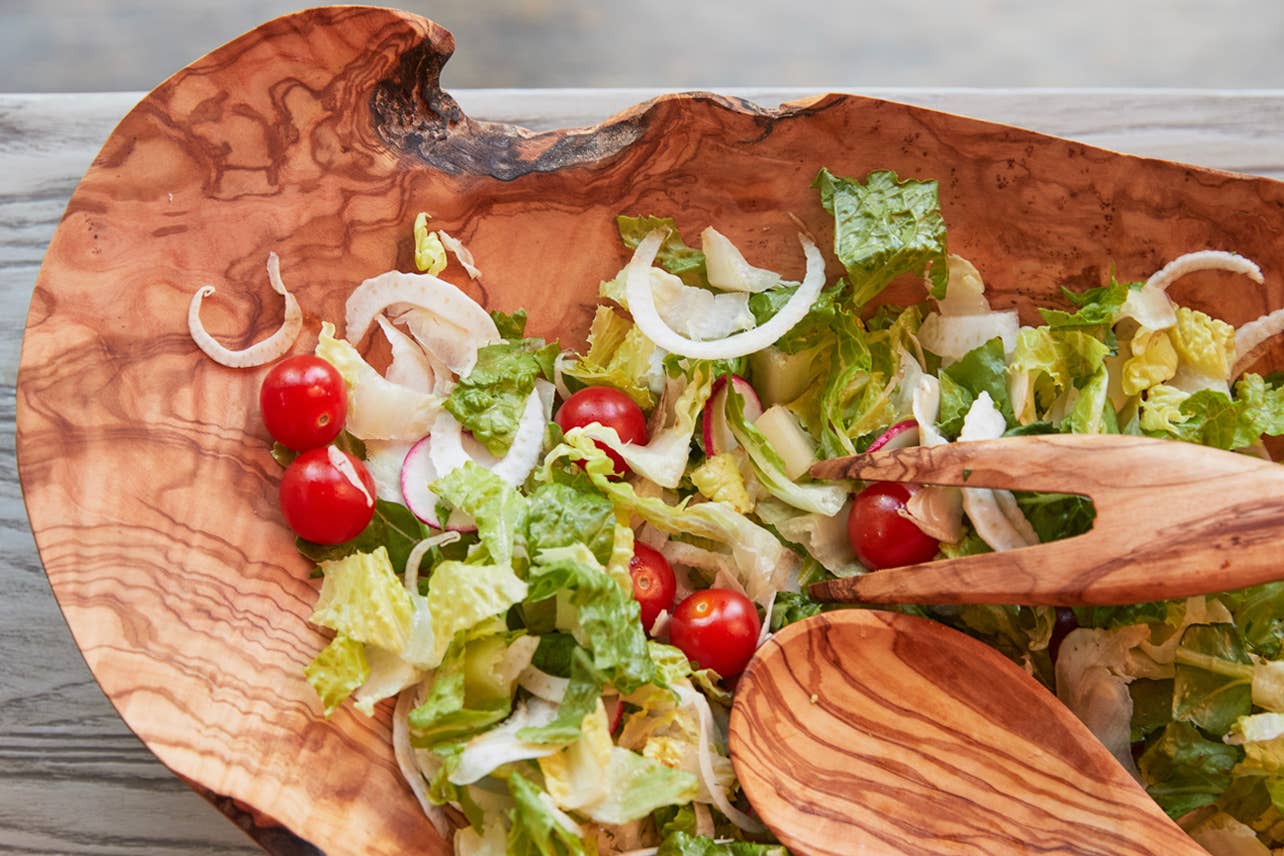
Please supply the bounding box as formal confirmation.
[3,87,1283,854]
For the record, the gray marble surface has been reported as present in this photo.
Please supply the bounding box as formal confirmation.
[3,86,1284,853]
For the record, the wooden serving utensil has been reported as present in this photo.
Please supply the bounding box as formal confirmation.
[729,610,1205,856]
[808,433,1284,606]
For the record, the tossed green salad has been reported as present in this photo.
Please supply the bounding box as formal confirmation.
[193,171,1284,855]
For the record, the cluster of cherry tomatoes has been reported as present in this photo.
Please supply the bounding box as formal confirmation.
[556,386,762,677]
[260,355,376,544]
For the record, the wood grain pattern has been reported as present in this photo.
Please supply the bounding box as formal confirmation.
[729,611,1205,855]
[13,7,1284,855]
[809,434,1284,605]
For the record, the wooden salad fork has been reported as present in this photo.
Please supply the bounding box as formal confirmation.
[807,434,1284,606]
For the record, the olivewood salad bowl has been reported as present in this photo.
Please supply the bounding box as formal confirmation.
[16,5,1284,854]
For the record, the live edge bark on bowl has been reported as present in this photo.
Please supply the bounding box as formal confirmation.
[14,5,1284,855]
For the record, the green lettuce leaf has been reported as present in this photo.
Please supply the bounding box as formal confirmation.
[1226,581,1284,659]
[491,308,529,339]
[1013,491,1096,544]
[304,634,369,717]
[1174,624,1254,734]
[617,215,707,287]
[308,547,413,653]
[409,626,530,749]
[527,544,655,692]
[507,770,591,856]
[725,385,846,515]
[1062,365,1117,435]
[527,482,616,565]
[936,337,1011,438]
[518,646,604,746]
[1140,721,1244,818]
[562,306,658,409]
[433,461,529,567]
[296,499,431,576]
[656,832,788,856]
[542,433,794,602]
[1171,306,1236,386]
[427,560,529,664]
[445,339,557,456]
[1039,280,1132,330]
[813,167,948,306]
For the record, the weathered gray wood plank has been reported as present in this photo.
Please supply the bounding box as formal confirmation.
[2,88,1282,855]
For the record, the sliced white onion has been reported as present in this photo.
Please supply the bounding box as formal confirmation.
[625,229,824,360]
[958,393,1038,552]
[188,252,302,368]
[1234,306,1284,378]
[404,530,462,592]
[646,268,756,340]
[518,666,570,703]
[902,486,965,544]
[346,269,499,376]
[1124,250,1264,331]
[701,227,781,293]
[394,686,450,836]
[675,685,766,834]
[437,230,482,280]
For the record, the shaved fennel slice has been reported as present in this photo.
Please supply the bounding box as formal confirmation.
[958,392,1038,552]
[674,685,766,834]
[437,230,481,279]
[449,698,563,785]
[1123,250,1265,331]
[316,323,441,441]
[519,666,570,704]
[647,268,756,340]
[376,315,451,395]
[394,686,450,836]
[935,255,992,316]
[701,227,781,293]
[346,269,499,376]
[188,252,303,367]
[626,229,824,359]
[918,310,1020,366]
[1234,306,1284,377]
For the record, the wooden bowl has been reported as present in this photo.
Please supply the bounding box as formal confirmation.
[16,6,1284,854]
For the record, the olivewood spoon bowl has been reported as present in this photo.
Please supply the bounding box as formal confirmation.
[729,610,1204,856]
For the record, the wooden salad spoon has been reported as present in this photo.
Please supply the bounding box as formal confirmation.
[728,610,1205,856]
[808,433,1284,606]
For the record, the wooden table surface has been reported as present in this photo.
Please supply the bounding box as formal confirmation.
[3,87,1283,855]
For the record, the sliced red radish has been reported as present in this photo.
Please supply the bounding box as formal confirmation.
[865,419,920,453]
[605,695,624,735]
[702,374,763,455]
[400,436,475,531]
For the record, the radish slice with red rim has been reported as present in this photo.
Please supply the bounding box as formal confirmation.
[702,374,762,455]
[400,436,475,531]
[865,419,920,453]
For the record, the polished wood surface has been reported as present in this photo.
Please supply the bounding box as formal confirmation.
[730,610,1205,855]
[8,8,1284,856]
[809,435,1284,605]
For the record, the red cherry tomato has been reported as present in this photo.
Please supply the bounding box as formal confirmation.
[628,543,677,633]
[279,447,376,544]
[555,386,648,476]
[260,355,347,451]
[669,588,761,678]
[847,481,940,570]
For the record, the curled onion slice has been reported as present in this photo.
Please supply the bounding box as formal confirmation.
[625,229,824,359]
[188,252,302,367]
[1124,250,1264,330]
[1234,306,1284,378]
[394,686,450,836]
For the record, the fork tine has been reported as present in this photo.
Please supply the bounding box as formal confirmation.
[809,434,1268,504]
